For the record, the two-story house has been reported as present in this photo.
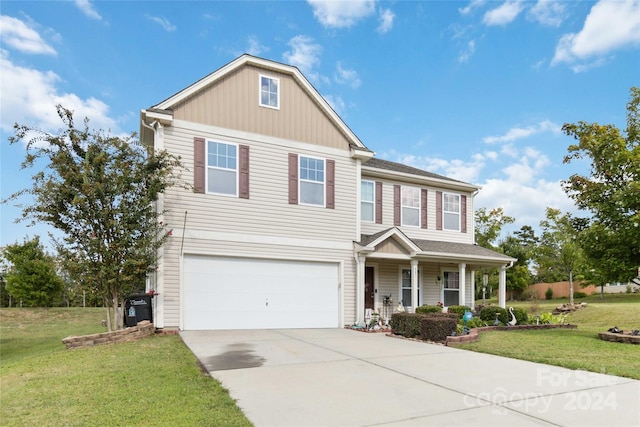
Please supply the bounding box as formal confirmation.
[140,55,514,331]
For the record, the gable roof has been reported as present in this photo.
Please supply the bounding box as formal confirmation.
[143,54,371,154]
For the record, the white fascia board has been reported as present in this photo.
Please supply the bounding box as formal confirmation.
[361,166,481,193]
[351,147,375,160]
[366,228,422,253]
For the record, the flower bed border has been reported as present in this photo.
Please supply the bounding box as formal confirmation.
[598,331,640,344]
[62,321,155,349]
[445,324,577,346]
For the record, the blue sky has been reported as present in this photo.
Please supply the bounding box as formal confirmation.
[1,0,639,248]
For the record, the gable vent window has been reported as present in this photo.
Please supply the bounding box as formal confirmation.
[259,75,279,109]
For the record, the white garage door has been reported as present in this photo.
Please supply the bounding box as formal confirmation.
[183,256,340,330]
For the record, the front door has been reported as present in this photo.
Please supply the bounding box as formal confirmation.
[364,266,375,310]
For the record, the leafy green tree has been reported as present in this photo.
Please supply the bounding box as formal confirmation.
[474,207,515,250]
[534,208,586,305]
[0,237,64,306]
[562,87,640,284]
[6,106,182,329]
[499,235,533,300]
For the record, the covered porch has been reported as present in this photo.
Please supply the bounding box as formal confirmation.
[354,228,516,324]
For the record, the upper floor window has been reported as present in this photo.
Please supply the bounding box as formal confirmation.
[401,186,420,227]
[299,156,325,206]
[259,75,279,109]
[443,193,460,231]
[361,180,374,222]
[207,141,237,196]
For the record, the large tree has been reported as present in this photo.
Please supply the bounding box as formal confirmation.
[1,236,64,307]
[474,207,514,250]
[562,87,640,284]
[534,208,586,304]
[6,106,182,329]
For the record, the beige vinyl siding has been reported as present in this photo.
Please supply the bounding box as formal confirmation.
[160,124,358,240]
[171,65,352,151]
[361,176,475,245]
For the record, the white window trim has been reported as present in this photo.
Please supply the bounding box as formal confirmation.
[443,192,461,231]
[401,185,421,227]
[361,179,375,223]
[398,266,422,308]
[298,154,326,207]
[206,139,239,197]
[259,74,280,110]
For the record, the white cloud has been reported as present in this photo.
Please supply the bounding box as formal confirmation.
[146,15,176,32]
[527,0,566,27]
[74,0,102,21]
[283,35,326,83]
[482,1,524,26]
[245,35,268,56]
[307,0,376,28]
[483,120,561,144]
[458,39,476,63]
[0,51,118,136]
[459,0,485,16]
[379,150,485,184]
[0,15,57,55]
[552,0,640,68]
[377,8,394,33]
[334,62,361,88]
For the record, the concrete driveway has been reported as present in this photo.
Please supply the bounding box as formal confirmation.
[180,328,640,427]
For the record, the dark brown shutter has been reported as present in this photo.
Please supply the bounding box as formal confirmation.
[288,153,298,204]
[375,181,383,224]
[436,191,443,230]
[239,145,250,199]
[193,137,205,194]
[393,185,401,226]
[461,195,467,233]
[421,189,428,229]
[326,159,335,209]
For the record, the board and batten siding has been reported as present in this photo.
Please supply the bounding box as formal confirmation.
[361,177,475,245]
[171,65,352,151]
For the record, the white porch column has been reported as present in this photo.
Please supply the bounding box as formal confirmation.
[499,265,507,308]
[411,259,419,312]
[458,263,466,306]
[356,255,366,324]
[470,270,476,310]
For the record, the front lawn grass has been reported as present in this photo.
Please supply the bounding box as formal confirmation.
[457,293,640,380]
[0,308,252,427]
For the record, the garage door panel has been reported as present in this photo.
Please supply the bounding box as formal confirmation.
[183,256,339,330]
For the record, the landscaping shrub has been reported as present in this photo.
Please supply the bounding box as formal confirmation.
[446,305,471,318]
[464,317,486,328]
[545,287,553,300]
[415,305,441,314]
[480,306,508,325]
[573,291,587,299]
[390,313,423,338]
[420,316,457,342]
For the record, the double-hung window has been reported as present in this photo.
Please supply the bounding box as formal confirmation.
[400,268,421,308]
[299,156,325,206]
[443,271,459,306]
[401,186,420,227]
[259,75,279,109]
[361,180,374,222]
[207,141,237,196]
[443,193,460,231]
